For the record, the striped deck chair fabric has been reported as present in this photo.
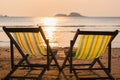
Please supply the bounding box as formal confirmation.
[61,29,118,80]
[11,32,47,56]
[74,35,112,60]
[2,26,61,80]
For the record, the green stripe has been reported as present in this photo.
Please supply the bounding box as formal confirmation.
[85,35,96,59]
[37,33,46,55]
[95,35,106,58]
[23,33,33,56]
[74,35,85,59]
[33,33,43,56]
[13,33,22,48]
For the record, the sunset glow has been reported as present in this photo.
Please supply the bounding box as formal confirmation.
[40,18,57,26]
[40,18,58,47]
[40,18,57,41]
[0,0,120,17]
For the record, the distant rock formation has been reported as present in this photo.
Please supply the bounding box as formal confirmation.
[68,12,82,17]
[54,14,67,17]
[0,15,9,17]
[54,12,84,17]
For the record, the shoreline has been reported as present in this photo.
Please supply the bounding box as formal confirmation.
[0,47,120,79]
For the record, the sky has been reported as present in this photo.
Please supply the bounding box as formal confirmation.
[0,0,120,17]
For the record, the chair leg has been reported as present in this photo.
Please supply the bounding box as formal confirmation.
[60,53,79,79]
[61,52,70,70]
[52,55,70,80]
[97,59,114,79]
[3,54,29,80]
[37,67,46,80]
[89,59,97,69]
[46,53,67,80]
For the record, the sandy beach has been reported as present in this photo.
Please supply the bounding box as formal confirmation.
[0,47,120,80]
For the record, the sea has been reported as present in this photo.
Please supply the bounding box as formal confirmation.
[0,16,120,48]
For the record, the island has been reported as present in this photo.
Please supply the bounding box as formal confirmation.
[54,14,67,17]
[54,12,84,17]
[0,15,9,17]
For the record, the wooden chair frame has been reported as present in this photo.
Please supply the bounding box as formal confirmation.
[2,26,61,80]
[61,29,118,80]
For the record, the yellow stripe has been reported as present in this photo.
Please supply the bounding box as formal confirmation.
[33,33,40,56]
[16,33,28,54]
[25,33,37,55]
[88,36,99,60]
[78,35,89,59]
[84,35,94,59]
[97,36,111,57]
[35,33,46,55]
[75,35,84,58]
[81,35,93,59]
[92,36,103,58]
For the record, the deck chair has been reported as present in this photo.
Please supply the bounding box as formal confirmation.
[2,26,60,80]
[61,29,118,80]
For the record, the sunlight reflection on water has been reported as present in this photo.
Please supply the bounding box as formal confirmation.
[40,18,59,47]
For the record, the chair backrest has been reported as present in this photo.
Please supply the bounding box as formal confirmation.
[72,29,118,60]
[3,26,49,56]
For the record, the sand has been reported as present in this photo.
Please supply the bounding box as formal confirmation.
[0,47,120,80]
